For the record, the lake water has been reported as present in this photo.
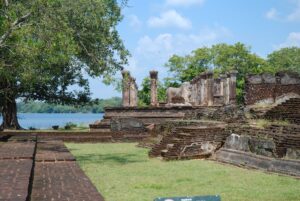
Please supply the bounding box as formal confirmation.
[0,113,104,129]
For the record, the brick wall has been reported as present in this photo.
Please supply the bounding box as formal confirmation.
[245,72,300,106]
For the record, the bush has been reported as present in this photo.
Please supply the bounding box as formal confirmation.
[64,122,77,130]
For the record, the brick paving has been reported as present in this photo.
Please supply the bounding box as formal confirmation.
[35,140,75,162]
[31,162,104,201]
[0,160,32,201]
[0,142,35,160]
[0,137,105,201]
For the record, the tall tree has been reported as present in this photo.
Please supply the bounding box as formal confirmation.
[164,43,271,104]
[267,47,300,73]
[0,0,129,129]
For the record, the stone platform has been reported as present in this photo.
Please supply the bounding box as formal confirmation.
[216,148,300,177]
[90,106,220,132]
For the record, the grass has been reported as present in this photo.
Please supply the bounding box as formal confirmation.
[66,143,300,201]
[248,119,291,128]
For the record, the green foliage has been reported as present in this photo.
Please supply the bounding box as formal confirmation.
[138,78,166,106]
[164,43,281,104]
[267,47,300,73]
[0,0,129,107]
[17,97,122,113]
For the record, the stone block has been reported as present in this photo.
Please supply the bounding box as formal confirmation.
[224,134,250,152]
[286,148,300,160]
[249,138,276,157]
[111,118,145,132]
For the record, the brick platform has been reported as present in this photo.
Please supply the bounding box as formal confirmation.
[0,142,35,160]
[0,137,105,201]
[0,160,33,201]
[36,140,75,162]
[31,162,104,201]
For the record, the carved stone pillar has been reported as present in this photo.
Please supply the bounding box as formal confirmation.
[129,78,138,107]
[122,70,130,107]
[206,71,214,106]
[200,73,206,106]
[220,74,227,105]
[150,71,158,106]
[229,70,238,104]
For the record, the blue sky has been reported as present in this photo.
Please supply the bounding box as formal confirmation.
[90,0,300,99]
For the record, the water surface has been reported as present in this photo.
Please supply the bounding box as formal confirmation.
[0,113,103,129]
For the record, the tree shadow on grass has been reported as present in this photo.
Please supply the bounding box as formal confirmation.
[75,153,148,165]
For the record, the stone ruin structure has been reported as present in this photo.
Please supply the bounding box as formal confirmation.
[122,70,138,107]
[245,71,300,106]
[89,69,300,177]
[166,70,238,106]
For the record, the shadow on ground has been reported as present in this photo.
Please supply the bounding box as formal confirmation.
[74,153,148,165]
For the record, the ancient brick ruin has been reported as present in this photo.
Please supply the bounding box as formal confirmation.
[245,71,300,106]
[167,70,238,106]
[122,70,138,107]
[87,69,300,177]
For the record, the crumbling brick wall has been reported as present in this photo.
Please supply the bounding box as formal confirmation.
[245,72,300,106]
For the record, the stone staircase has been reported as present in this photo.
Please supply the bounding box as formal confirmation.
[265,98,300,124]
[149,124,228,160]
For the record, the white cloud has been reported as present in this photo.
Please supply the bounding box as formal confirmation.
[166,0,205,7]
[277,32,300,48]
[287,0,300,21]
[148,10,192,29]
[266,0,300,22]
[266,8,278,20]
[128,15,142,30]
[136,25,231,59]
[130,25,231,83]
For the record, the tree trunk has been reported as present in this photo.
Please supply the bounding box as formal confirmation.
[1,97,22,130]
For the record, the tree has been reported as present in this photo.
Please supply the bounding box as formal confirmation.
[138,77,166,106]
[164,43,271,104]
[267,47,300,73]
[0,0,129,129]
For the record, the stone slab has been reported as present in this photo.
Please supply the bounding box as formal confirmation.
[216,148,300,177]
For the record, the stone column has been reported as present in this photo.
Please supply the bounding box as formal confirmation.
[220,74,227,105]
[229,70,238,104]
[206,71,214,106]
[129,78,138,107]
[122,70,130,107]
[191,77,198,105]
[200,73,206,106]
[150,71,158,107]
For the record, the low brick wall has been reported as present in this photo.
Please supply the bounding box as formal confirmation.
[227,124,300,159]
[0,131,149,143]
[245,72,300,106]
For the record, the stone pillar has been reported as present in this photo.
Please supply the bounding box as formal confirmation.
[206,71,214,106]
[196,79,201,106]
[129,78,138,107]
[229,70,238,104]
[122,70,130,107]
[190,79,197,106]
[150,71,158,107]
[200,73,206,106]
[224,74,230,105]
[219,74,227,105]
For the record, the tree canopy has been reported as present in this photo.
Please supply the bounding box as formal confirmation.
[145,43,300,105]
[0,0,129,129]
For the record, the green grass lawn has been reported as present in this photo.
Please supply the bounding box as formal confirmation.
[66,143,300,201]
